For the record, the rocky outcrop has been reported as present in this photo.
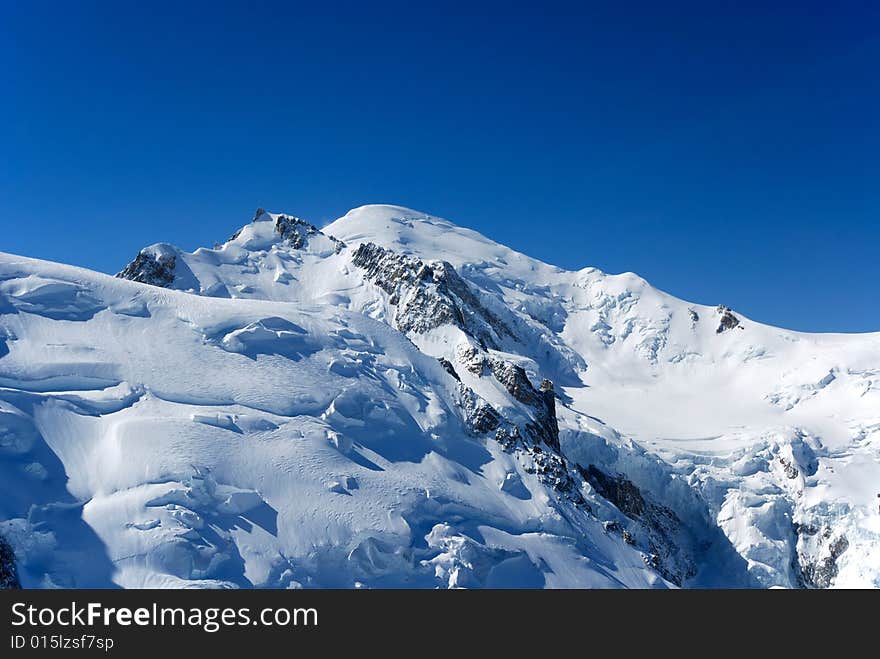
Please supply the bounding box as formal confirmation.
[715,305,741,333]
[578,464,697,586]
[351,242,514,348]
[273,214,345,252]
[438,357,460,381]
[450,341,562,453]
[0,535,20,589]
[488,359,542,406]
[778,455,800,480]
[800,529,849,588]
[455,381,587,511]
[275,214,316,248]
[455,344,488,376]
[580,465,646,517]
[488,359,560,452]
[457,384,501,434]
[517,440,589,509]
[117,245,177,287]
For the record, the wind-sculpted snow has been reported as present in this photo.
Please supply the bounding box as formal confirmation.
[0,275,105,321]
[215,317,319,359]
[1,203,879,588]
[0,253,664,588]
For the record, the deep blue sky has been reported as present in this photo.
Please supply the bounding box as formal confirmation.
[2,1,878,332]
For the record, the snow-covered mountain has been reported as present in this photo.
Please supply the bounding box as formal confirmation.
[1,205,877,588]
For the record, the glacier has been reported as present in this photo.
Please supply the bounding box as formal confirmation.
[1,204,877,588]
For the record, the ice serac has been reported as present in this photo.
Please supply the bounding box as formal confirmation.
[1,203,878,589]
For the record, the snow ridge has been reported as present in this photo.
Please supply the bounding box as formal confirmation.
[1,204,878,589]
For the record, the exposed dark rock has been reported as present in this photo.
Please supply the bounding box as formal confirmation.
[117,247,176,287]
[603,520,637,546]
[351,242,514,347]
[715,305,741,333]
[275,214,319,249]
[580,465,646,517]
[457,384,501,434]
[488,359,560,452]
[489,359,540,406]
[494,425,522,450]
[352,243,414,295]
[688,308,699,324]
[0,535,20,590]
[778,455,800,479]
[456,344,487,376]
[520,441,588,509]
[802,535,849,588]
[438,357,460,381]
[270,213,345,251]
[456,383,587,512]
[525,420,559,454]
[534,379,560,453]
[603,520,622,534]
[794,522,819,536]
[578,464,696,586]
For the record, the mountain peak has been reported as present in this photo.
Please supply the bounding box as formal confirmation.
[324,204,567,279]
[116,242,180,287]
[4,201,880,589]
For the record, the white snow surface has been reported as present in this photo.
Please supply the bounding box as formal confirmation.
[1,204,877,588]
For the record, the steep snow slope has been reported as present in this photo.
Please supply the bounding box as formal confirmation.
[0,254,665,588]
[338,206,880,586]
[327,206,880,588]
[1,204,877,588]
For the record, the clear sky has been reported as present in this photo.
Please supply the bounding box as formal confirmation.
[2,1,878,332]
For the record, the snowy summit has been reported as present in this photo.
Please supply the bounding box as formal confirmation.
[0,204,878,589]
